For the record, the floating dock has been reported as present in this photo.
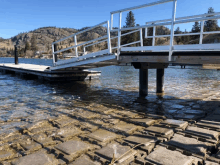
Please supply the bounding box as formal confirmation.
[0,63,101,81]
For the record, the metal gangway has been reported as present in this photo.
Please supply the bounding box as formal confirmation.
[50,0,220,71]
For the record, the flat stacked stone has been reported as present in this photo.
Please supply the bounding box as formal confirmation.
[31,133,58,147]
[145,146,202,165]
[53,124,82,141]
[0,144,20,162]
[20,138,42,155]
[129,118,160,127]
[87,129,119,145]
[94,142,137,164]
[25,120,57,135]
[54,139,93,162]
[11,150,58,165]
[180,126,220,144]
[160,119,188,130]
[52,116,79,128]
[112,122,140,134]
[144,125,174,140]
[123,133,157,154]
[166,134,214,157]
[69,155,100,165]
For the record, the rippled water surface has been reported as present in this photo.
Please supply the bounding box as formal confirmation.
[0,57,220,132]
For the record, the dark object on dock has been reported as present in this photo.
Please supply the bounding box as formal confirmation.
[14,45,18,65]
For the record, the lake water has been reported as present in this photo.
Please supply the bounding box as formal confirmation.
[0,57,220,133]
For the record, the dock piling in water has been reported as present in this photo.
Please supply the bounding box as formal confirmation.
[156,68,164,93]
[139,69,148,97]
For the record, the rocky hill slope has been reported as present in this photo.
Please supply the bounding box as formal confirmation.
[0,26,109,58]
[0,25,219,58]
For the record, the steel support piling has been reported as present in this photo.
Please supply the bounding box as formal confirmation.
[139,69,148,97]
[156,68,164,93]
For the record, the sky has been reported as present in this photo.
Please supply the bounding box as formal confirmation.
[0,0,220,39]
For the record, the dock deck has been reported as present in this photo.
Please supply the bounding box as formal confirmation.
[0,63,101,81]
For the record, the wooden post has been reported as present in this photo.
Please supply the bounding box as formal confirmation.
[139,69,148,97]
[156,68,164,93]
[14,45,18,65]
[54,44,58,62]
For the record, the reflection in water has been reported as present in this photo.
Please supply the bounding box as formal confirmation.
[0,58,220,132]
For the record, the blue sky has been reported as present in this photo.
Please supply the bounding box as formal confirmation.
[0,0,220,39]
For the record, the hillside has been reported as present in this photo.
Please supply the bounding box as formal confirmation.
[0,26,109,58]
[0,25,220,59]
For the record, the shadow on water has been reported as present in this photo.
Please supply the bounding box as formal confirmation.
[30,79,219,121]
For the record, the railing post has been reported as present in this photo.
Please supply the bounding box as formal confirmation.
[145,23,148,38]
[83,47,86,54]
[152,26,156,46]
[169,0,177,61]
[110,14,113,30]
[117,12,122,60]
[74,35,78,57]
[200,20,204,44]
[140,28,143,47]
[52,44,56,67]
[107,21,112,54]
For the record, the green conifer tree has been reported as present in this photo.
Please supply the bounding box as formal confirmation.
[30,34,38,51]
[122,11,138,46]
[125,11,136,28]
[192,22,201,33]
[174,27,182,44]
[24,41,31,53]
[190,22,201,41]
[204,7,218,31]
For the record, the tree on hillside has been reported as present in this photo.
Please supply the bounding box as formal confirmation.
[174,27,182,44]
[30,34,38,51]
[204,7,218,31]
[125,11,136,28]
[182,29,190,44]
[24,41,31,53]
[190,21,201,40]
[192,22,200,33]
[121,11,138,46]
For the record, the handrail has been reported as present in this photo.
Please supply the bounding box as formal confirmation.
[145,12,220,25]
[54,35,108,54]
[52,21,112,66]
[120,29,140,37]
[84,39,108,49]
[111,0,173,14]
[53,21,108,44]
[121,41,141,47]
[111,14,220,32]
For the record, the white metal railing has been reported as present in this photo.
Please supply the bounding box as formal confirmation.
[51,0,220,67]
[110,0,220,61]
[110,0,177,61]
[52,21,112,66]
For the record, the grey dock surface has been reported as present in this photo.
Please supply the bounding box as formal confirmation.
[0,63,101,81]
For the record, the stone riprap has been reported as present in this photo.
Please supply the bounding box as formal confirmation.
[0,100,220,165]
